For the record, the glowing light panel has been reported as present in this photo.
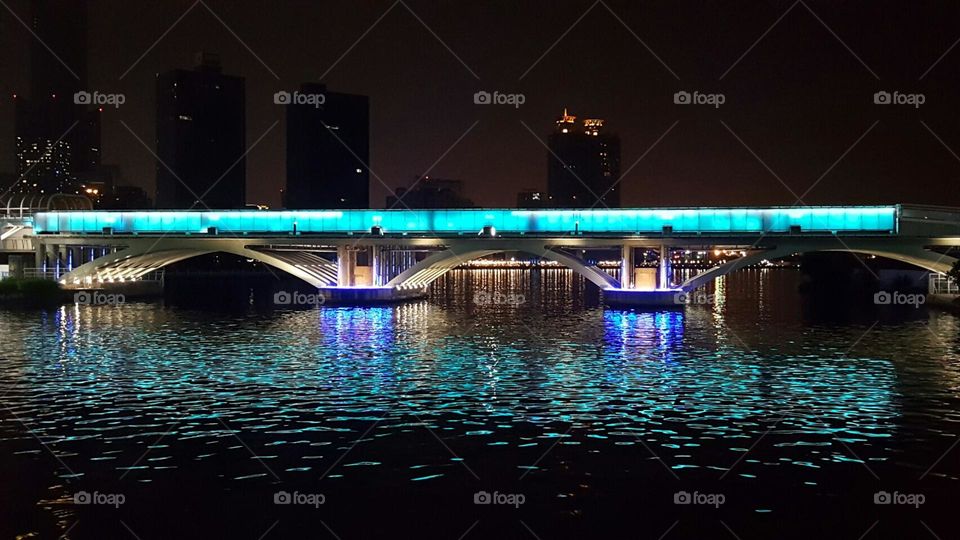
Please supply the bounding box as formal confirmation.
[34,206,899,235]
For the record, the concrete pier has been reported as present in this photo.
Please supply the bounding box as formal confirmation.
[318,286,428,304]
[603,288,683,308]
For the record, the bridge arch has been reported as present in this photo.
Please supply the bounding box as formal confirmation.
[61,243,339,288]
[680,243,957,292]
[387,243,620,290]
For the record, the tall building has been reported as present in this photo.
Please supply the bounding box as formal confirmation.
[546,109,621,208]
[13,0,100,195]
[155,53,246,209]
[285,83,369,209]
[386,176,474,208]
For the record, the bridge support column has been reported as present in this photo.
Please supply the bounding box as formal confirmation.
[658,244,672,289]
[336,246,356,286]
[34,241,45,270]
[45,243,61,275]
[67,246,80,271]
[621,245,635,289]
[58,245,71,276]
[46,243,58,272]
[370,246,382,286]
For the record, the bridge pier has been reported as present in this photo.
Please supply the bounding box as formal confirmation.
[318,245,428,303]
[370,245,382,286]
[620,245,635,289]
[318,285,428,304]
[603,244,683,308]
[336,246,356,286]
[658,244,672,289]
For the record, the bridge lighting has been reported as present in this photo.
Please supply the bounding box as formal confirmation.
[32,206,898,235]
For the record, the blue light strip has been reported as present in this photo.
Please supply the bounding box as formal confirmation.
[33,206,899,235]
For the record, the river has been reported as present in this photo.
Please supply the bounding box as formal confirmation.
[0,268,957,539]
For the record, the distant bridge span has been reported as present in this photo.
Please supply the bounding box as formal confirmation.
[32,205,960,305]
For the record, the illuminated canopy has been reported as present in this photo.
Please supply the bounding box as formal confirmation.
[34,206,899,236]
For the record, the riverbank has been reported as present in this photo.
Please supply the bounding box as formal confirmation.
[0,278,70,307]
[927,293,960,314]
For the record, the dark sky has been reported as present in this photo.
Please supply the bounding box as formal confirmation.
[2,0,960,208]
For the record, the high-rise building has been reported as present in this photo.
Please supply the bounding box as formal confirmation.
[285,83,369,209]
[546,109,621,208]
[12,0,99,195]
[155,53,246,209]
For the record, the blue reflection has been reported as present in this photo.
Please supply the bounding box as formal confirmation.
[603,309,684,363]
[3,288,944,494]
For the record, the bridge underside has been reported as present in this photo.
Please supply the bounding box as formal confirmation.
[39,235,959,306]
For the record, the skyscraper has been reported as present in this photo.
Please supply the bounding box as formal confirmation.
[155,53,246,209]
[13,0,99,195]
[546,109,621,208]
[285,83,369,209]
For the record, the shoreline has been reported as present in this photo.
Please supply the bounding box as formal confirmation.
[927,293,960,314]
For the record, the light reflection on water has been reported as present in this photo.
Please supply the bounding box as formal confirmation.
[1,269,960,535]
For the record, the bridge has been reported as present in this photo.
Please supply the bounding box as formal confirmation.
[31,204,960,305]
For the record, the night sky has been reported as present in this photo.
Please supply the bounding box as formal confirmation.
[2,0,959,208]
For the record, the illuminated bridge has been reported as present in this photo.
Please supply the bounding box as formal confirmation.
[32,205,960,305]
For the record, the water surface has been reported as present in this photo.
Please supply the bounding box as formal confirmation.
[1,269,958,539]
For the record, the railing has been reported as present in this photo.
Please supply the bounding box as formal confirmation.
[929,273,959,295]
[62,269,166,285]
[2,269,165,284]
[21,269,62,281]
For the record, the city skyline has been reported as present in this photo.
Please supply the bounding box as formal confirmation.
[3,3,960,539]
[2,1,960,210]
